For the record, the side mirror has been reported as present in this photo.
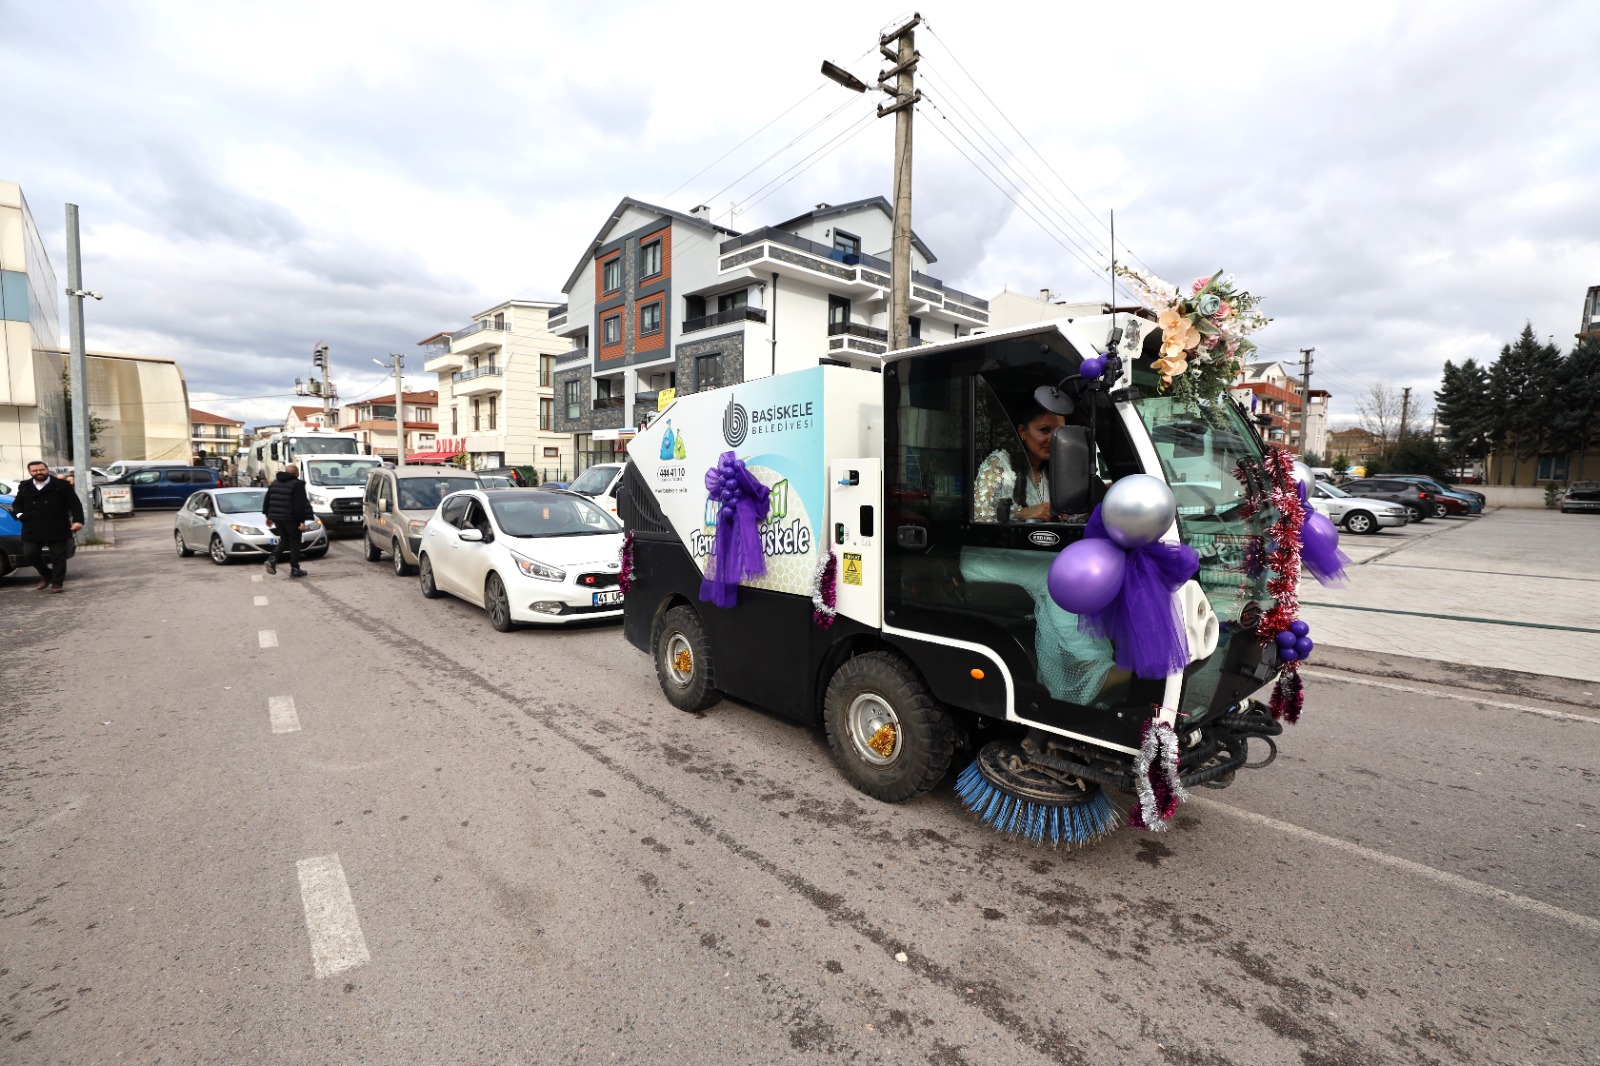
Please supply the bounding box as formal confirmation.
[1048,426,1093,515]
[458,528,484,542]
[195,509,211,519]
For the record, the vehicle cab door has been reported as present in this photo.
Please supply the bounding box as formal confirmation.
[179,492,211,547]
[127,469,161,508]
[453,497,497,604]
[431,494,472,595]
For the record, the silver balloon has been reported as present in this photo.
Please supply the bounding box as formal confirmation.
[1291,461,1316,498]
[1102,474,1176,549]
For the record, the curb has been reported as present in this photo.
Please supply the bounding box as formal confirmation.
[1315,644,1596,711]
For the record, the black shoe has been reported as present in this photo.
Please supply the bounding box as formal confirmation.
[264,557,277,575]
[289,568,307,578]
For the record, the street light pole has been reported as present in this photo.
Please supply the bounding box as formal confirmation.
[65,204,97,539]
[390,354,406,468]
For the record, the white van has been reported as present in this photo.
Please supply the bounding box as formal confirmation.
[567,462,625,517]
[104,459,175,480]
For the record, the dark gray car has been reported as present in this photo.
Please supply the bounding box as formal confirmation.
[1339,478,1431,523]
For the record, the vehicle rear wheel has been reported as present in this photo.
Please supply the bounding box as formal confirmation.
[824,651,954,803]
[654,605,721,712]
[175,529,194,557]
[392,539,413,576]
[209,535,230,565]
[364,534,382,563]
[1404,503,1425,523]
[1343,510,1375,535]
[485,572,515,631]
[419,553,442,599]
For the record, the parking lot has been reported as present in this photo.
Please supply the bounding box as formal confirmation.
[1,507,1596,1064]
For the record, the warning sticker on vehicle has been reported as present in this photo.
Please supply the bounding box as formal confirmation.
[842,553,863,586]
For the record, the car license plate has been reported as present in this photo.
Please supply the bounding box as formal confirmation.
[592,590,624,607]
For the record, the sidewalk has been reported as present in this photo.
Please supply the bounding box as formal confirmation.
[1301,508,1600,686]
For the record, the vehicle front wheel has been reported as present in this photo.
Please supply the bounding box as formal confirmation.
[824,652,954,804]
[364,535,382,562]
[209,535,230,565]
[392,539,414,576]
[654,605,721,712]
[1343,510,1375,535]
[485,572,515,632]
[1431,501,1449,519]
[175,530,194,557]
[419,554,442,599]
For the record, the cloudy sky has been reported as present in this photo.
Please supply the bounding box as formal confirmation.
[4,0,1596,432]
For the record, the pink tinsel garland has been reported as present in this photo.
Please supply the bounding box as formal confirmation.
[811,551,838,629]
[618,531,634,595]
[1257,447,1307,723]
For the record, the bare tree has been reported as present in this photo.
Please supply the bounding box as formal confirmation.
[1356,383,1404,450]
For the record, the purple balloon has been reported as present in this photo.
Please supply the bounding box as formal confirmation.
[1278,646,1300,662]
[1297,480,1309,504]
[1303,510,1340,555]
[1275,630,1297,649]
[1289,619,1310,637]
[1295,636,1315,656]
[1047,538,1126,615]
[1079,355,1106,379]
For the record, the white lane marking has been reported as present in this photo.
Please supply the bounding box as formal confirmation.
[258,630,278,648]
[1301,669,1597,724]
[252,574,264,583]
[269,696,301,734]
[253,595,269,607]
[295,854,370,978]
[1191,798,1600,936]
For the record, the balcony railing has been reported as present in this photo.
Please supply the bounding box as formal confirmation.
[556,348,588,365]
[827,321,889,342]
[720,227,893,274]
[452,366,504,383]
[451,320,509,342]
[682,305,768,335]
[592,396,624,411]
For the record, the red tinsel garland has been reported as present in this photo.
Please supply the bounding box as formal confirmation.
[618,532,635,595]
[1257,447,1307,723]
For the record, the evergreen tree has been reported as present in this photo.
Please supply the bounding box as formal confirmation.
[1486,341,1523,483]
[1554,335,1600,480]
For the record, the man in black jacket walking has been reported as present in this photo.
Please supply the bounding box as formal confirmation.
[13,459,85,593]
[263,465,315,577]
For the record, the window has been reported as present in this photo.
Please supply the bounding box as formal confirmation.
[603,314,622,346]
[540,397,553,430]
[416,407,431,421]
[487,395,498,431]
[451,406,458,435]
[440,495,470,527]
[540,354,554,387]
[696,352,723,390]
[596,377,615,400]
[602,257,622,293]
[493,312,505,329]
[640,239,662,278]
[544,447,560,458]
[565,381,581,420]
[909,316,921,340]
[1537,454,1569,481]
[640,302,662,336]
[472,398,481,432]
[684,294,706,321]
[717,289,748,313]
[828,295,851,326]
[833,230,860,257]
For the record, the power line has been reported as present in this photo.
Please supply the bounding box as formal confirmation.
[696,93,869,217]
[737,112,881,218]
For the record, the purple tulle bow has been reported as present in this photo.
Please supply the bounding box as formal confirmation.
[1076,505,1200,680]
[699,451,771,608]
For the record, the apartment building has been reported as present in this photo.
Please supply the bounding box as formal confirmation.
[336,390,439,460]
[0,179,65,479]
[189,407,244,459]
[284,404,335,434]
[417,299,571,474]
[1230,361,1312,451]
[548,195,991,470]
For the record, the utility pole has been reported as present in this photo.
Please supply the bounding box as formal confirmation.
[314,343,331,424]
[390,353,406,467]
[1399,386,1412,448]
[64,204,98,539]
[822,13,922,352]
[1297,347,1314,458]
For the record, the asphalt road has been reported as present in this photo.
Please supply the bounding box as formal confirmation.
[2,514,1597,1065]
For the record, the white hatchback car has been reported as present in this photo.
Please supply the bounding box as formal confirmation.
[417,488,625,631]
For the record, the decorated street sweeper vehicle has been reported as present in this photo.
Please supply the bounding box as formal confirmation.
[620,284,1342,846]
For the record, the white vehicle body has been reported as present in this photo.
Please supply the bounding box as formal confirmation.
[301,456,384,532]
[1309,481,1408,534]
[567,463,625,517]
[416,488,625,627]
[250,431,367,484]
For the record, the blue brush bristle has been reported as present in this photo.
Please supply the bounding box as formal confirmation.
[956,759,1119,847]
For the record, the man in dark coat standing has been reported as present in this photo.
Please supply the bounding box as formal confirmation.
[13,459,85,593]
[263,464,315,577]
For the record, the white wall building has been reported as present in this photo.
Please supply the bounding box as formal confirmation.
[0,179,64,479]
[336,390,439,461]
[417,299,571,475]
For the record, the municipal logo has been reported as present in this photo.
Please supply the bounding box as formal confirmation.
[1027,530,1061,547]
[722,396,748,447]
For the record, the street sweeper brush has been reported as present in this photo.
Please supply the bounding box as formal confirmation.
[956,741,1119,847]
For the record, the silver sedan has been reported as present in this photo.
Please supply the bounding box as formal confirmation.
[173,487,328,565]
[1310,481,1410,535]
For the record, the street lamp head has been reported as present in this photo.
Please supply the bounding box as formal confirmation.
[66,288,103,300]
[821,60,868,93]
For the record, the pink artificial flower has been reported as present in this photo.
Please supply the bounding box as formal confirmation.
[1191,276,1210,294]
[1212,300,1231,322]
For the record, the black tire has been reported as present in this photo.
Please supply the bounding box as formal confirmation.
[1,549,13,577]
[364,534,382,563]
[1431,501,1449,519]
[823,651,954,804]
[485,572,515,632]
[175,530,195,557]
[208,535,230,565]
[653,605,721,712]
[1343,510,1375,535]
[1404,503,1425,523]
[419,553,442,599]
[392,539,413,576]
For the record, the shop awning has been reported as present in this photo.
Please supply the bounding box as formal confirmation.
[405,450,463,463]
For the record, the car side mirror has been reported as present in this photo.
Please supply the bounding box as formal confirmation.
[1048,425,1093,514]
[458,528,484,542]
[195,509,211,518]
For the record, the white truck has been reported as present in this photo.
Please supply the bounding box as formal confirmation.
[621,315,1292,847]
[301,455,384,533]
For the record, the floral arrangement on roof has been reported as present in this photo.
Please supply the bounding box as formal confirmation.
[1114,265,1271,404]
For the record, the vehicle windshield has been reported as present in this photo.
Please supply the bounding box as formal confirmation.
[1318,482,1351,498]
[480,476,513,489]
[490,494,621,537]
[305,459,380,486]
[216,490,267,514]
[399,477,480,511]
[291,437,360,456]
[568,465,618,496]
